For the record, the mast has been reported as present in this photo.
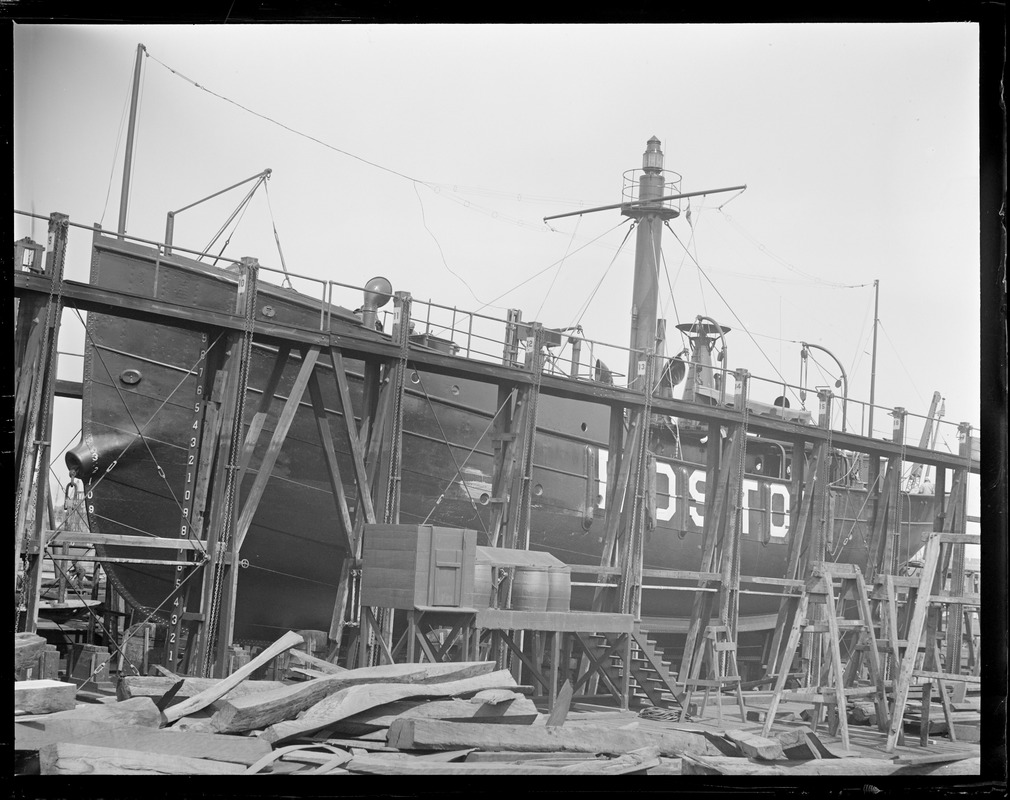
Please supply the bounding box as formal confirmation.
[867,278,879,436]
[622,137,680,391]
[117,43,146,237]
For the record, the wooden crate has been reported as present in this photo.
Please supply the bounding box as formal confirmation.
[360,525,477,610]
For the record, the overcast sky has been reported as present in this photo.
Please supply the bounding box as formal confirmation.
[14,23,981,475]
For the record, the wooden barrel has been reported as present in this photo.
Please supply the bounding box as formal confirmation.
[511,566,549,611]
[546,565,572,612]
[469,563,494,608]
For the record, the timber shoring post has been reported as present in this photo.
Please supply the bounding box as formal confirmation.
[17,213,69,634]
[209,259,262,677]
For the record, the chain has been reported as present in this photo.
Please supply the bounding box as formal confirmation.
[203,260,258,675]
[16,214,68,631]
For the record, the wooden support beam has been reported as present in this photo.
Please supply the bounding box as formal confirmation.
[386,719,724,758]
[236,343,291,478]
[329,347,376,526]
[306,370,355,552]
[234,346,320,552]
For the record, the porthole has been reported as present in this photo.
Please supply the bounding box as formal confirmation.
[119,369,142,385]
[533,483,544,496]
[450,385,460,396]
[410,371,420,384]
[580,422,588,432]
[261,305,276,318]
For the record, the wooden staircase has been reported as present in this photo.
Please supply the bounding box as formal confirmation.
[576,624,682,710]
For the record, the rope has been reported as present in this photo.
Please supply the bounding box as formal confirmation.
[263,180,293,289]
[666,222,801,406]
[534,214,580,320]
[566,221,637,333]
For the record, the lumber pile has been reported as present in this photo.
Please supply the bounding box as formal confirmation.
[13,630,982,776]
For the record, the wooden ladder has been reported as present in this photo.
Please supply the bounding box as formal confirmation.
[680,625,747,724]
[761,563,888,750]
[884,531,982,752]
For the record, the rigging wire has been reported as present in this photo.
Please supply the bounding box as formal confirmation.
[147,52,425,187]
[100,57,136,227]
[716,209,871,289]
[877,320,928,409]
[566,221,637,333]
[659,246,686,350]
[263,179,293,289]
[666,222,799,402]
[477,218,634,316]
[412,181,483,306]
[535,215,580,320]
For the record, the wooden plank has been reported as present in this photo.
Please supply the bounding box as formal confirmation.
[163,630,303,724]
[329,696,539,735]
[892,746,981,765]
[681,754,981,776]
[212,660,495,733]
[70,725,270,765]
[306,369,355,552]
[345,747,661,775]
[15,680,77,714]
[45,531,207,550]
[387,719,726,757]
[39,742,247,775]
[118,676,287,700]
[329,347,376,525]
[288,649,346,673]
[545,680,574,727]
[722,729,786,760]
[236,343,291,477]
[261,669,519,744]
[476,608,634,633]
[465,751,601,762]
[234,347,320,551]
[24,696,164,729]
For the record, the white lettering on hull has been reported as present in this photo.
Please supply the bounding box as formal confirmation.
[598,449,791,539]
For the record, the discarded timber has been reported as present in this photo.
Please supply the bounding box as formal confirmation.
[344,747,662,775]
[26,696,164,729]
[15,633,48,671]
[72,725,270,765]
[245,744,352,775]
[386,719,726,758]
[118,676,287,701]
[15,680,77,715]
[545,680,574,727]
[162,630,303,724]
[39,742,247,775]
[329,695,539,735]
[722,729,786,760]
[288,648,346,673]
[261,669,517,745]
[212,660,495,733]
[681,754,982,776]
[465,751,601,762]
[17,719,115,751]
